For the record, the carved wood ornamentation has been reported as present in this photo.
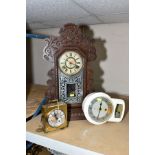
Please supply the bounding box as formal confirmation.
[44,23,96,100]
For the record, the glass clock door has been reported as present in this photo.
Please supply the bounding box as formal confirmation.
[58,51,84,104]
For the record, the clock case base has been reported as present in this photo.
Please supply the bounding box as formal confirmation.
[67,104,86,121]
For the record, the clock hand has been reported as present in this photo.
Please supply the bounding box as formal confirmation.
[97,102,102,119]
[69,61,75,65]
[66,58,76,65]
[54,111,58,120]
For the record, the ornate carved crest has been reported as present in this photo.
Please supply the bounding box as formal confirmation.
[43,23,96,65]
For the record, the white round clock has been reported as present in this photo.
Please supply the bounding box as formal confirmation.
[82,92,125,125]
[58,51,83,75]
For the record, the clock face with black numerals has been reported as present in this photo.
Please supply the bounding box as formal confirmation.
[58,51,83,75]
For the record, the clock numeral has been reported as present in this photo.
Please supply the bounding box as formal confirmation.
[76,62,80,64]
[70,53,72,57]
[62,66,66,69]
[64,68,68,72]
[75,65,80,69]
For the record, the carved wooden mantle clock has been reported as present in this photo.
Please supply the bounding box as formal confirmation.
[43,23,96,120]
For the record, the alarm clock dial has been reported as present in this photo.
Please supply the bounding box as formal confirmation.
[48,109,65,128]
[58,51,83,75]
[88,97,113,123]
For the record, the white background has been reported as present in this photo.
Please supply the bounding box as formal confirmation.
[0,0,155,154]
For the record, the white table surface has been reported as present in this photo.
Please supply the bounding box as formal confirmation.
[26,113,129,155]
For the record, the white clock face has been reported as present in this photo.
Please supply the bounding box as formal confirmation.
[48,109,65,128]
[58,51,83,75]
[88,97,113,123]
[82,93,114,125]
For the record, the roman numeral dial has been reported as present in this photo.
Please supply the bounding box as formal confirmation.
[58,51,83,75]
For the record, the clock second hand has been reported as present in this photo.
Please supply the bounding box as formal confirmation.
[97,102,102,119]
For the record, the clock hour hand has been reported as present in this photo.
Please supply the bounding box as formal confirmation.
[54,111,58,120]
[66,58,76,65]
[97,102,102,119]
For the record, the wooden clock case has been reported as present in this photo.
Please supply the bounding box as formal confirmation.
[43,23,96,120]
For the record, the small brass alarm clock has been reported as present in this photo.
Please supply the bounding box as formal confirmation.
[41,100,67,133]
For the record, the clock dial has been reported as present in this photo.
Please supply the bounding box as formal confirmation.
[48,109,65,128]
[58,51,83,75]
[88,97,113,123]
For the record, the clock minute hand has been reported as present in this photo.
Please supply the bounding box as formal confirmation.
[97,102,102,119]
